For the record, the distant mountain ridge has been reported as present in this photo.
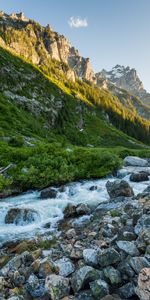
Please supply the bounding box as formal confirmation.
[96,65,150,105]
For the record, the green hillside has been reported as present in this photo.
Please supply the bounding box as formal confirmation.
[0,46,150,196]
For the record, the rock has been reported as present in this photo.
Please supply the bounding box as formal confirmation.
[118,261,135,279]
[13,270,25,286]
[66,228,76,239]
[129,257,150,274]
[0,251,33,277]
[130,171,149,182]
[101,296,121,300]
[124,156,148,167]
[118,282,135,298]
[98,248,120,267]
[64,204,77,218]
[5,208,39,225]
[83,249,99,267]
[45,274,70,300]
[106,180,134,198]
[40,187,57,199]
[26,274,46,298]
[38,257,57,278]
[90,279,109,298]
[54,257,75,277]
[116,240,139,256]
[135,268,150,300]
[76,204,91,216]
[103,267,121,285]
[73,290,95,300]
[89,186,97,191]
[134,215,150,235]
[71,266,100,293]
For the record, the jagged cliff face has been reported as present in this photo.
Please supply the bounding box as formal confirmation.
[0,11,96,83]
[96,65,150,105]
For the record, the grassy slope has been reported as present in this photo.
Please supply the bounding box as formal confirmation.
[0,46,150,195]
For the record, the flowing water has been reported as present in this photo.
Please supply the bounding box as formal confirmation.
[0,168,149,246]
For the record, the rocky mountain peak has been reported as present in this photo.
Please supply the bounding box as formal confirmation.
[96,65,150,105]
[0,11,95,83]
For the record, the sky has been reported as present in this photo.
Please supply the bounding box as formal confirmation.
[1,0,150,91]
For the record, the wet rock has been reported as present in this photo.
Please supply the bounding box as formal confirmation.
[64,204,77,218]
[40,187,57,199]
[135,267,150,300]
[90,279,109,298]
[76,204,91,216]
[83,249,99,267]
[118,282,135,298]
[130,171,149,182]
[103,266,121,285]
[54,257,75,277]
[134,215,150,235]
[71,266,100,293]
[45,274,70,300]
[26,274,46,298]
[5,208,39,225]
[129,256,150,274]
[116,240,139,256]
[98,248,120,267]
[124,156,148,167]
[106,180,134,198]
[89,186,97,191]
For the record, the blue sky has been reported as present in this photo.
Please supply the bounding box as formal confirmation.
[1,0,150,91]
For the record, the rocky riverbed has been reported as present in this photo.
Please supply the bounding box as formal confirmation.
[0,156,150,299]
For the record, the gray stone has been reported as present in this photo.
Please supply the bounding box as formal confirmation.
[90,279,109,298]
[54,257,75,277]
[103,267,121,285]
[76,203,91,216]
[124,156,148,167]
[45,274,70,300]
[116,240,139,256]
[26,274,46,298]
[71,266,100,293]
[135,215,150,235]
[118,282,135,298]
[83,249,99,266]
[98,248,120,267]
[129,257,150,274]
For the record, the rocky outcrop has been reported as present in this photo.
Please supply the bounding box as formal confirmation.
[5,208,40,225]
[0,12,95,83]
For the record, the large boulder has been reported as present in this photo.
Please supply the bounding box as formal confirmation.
[83,249,99,267]
[130,172,149,182]
[124,156,148,167]
[71,266,100,293]
[45,274,70,300]
[40,187,57,199]
[5,208,40,225]
[63,203,91,218]
[106,180,134,198]
[135,268,150,300]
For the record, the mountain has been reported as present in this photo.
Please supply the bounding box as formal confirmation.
[0,11,150,195]
[96,65,150,105]
[0,11,96,83]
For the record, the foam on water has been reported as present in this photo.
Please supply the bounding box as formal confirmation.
[0,169,149,245]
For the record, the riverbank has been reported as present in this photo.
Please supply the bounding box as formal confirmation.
[0,156,150,299]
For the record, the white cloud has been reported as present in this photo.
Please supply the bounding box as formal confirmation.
[68,16,88,28]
